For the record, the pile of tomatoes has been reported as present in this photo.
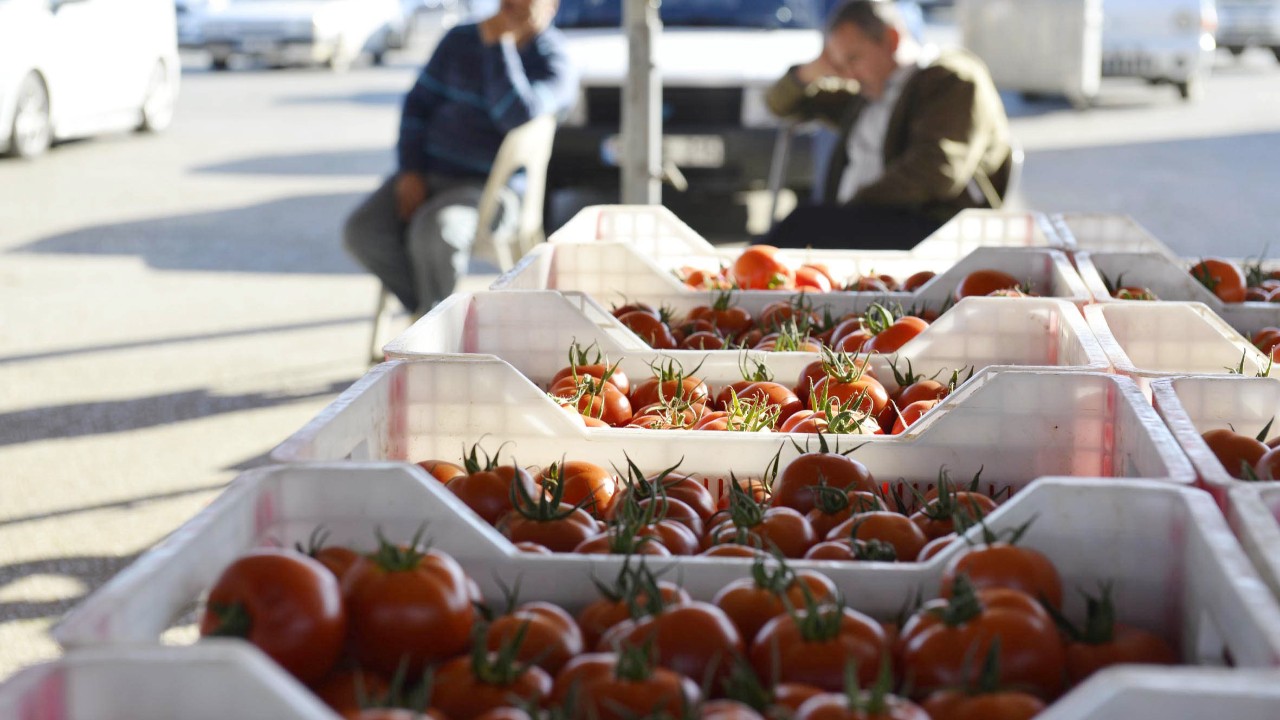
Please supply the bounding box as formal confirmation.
[545,343,968,435]
[422,444,1000,563]
[1105,258,1280,304]
[1200,421,1280,481]
[200,514,1178,720]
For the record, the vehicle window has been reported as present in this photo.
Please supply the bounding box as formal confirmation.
[555,0,823,30]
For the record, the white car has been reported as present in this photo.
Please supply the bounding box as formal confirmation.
[1216,0,1280,61]
[1102,0,1218,99]
[0,0,180,159]
[197,0,406,71]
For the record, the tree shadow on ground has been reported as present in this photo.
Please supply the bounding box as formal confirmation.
[0,554,142,623]
[193,148,393,177]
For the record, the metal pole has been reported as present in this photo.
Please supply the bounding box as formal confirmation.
[621,0,662,205]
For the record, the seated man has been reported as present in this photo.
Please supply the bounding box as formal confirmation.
[344,0,577,316]
[765,0,1012,250]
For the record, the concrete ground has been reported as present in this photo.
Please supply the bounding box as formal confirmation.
[0,39,1278,682]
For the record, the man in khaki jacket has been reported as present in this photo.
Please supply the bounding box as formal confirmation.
[765,0,1012,249]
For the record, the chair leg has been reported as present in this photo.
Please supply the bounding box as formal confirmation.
[369,286,393,364]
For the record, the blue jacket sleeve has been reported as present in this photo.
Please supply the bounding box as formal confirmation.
[397,33,455,173]
[480,29,579,133]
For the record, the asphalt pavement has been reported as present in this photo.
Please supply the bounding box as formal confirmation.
[0,42,1278,681]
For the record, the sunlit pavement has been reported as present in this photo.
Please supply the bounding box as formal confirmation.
[0,39,1277,679]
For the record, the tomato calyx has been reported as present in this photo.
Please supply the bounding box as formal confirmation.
[296,525,334,558]
[838,654,896,716]
[646,357,706,391]
[861,303,896,338]
[719,390,782,432]
[711,291,738,312]
[204,600,253,638]
[368,525,431,573]
[1191,258,1223,293]
[462,443,508,475]
[614,639,662,682]
[931,574,984,627]
[1042,581,1118,645]
[737,355,774,384]
[589,557,671,613]
[511,461,592,522]
[850,538,898,562]
[566,340,607,370]
[746,554,799,595]
[719,471,770,531]
[887,357,925,390]
[810,481,878,517]
[914,468,987,522]
[721,656,774,712]
[470,620,537,686]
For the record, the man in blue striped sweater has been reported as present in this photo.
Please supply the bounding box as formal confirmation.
[343,0,577,316]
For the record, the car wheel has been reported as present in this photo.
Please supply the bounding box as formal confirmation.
[1272,47,1280,63]
[211,56,231,71]
[1176,75,1205,101]
[1226,45,1246,57]
[8,72,52,159]
[137,60,176,133]
[372,50,387,66]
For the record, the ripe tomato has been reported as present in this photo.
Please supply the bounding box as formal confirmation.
[1256,446,1280,480]
[809,374,889,416]
[916,534,958,561]
[1190,258,1247,303]
[890,399,939,434]
[199,548,346,685]
[610,472,717,523]
[735,245,791,289]
[637,496,705,539]
[690,298,754,337]
[1201,428,1268,479]
[448,463,540,526]
[343,546,477,676]
[630,376,711,411]
[1057,584,1176,685]
[750,605,889,691]
[795,266,834,292]
[899,583,1065,699]
[618,310,678,349]
[910,491,997,540]
[940,543,1063,608]
[297,532,363,588]
[700,543,769,559]
[497,504,598,553]
[549,375,634,427]
[713,566,837,644]
[683,331,728,349]
[863,317,930,354]
[553,652,701,720]
[600,601,744,688]
[954,269,1020,300]
[739,381,804,423]
[902,271,937,293]
[577,579,690,648]
[550,359,631,397]
[1253,327,1280,356]
[709,505,817,559]
[703,699,768,720]
[807,490,885,539]
[416,459,466,483]
[921,689,1045,720]
[432,649,552,720]
[536,460,619,519]
[774,451,876,515]
[314,668,391,717]
[826,512,928,563]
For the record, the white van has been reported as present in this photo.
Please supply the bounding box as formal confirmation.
[1102,0,1218,99]
[0,0,180,159]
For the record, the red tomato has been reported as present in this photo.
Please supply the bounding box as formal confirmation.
[618,310,678,349]
[863,317,930,354]
[739,381,804,423]
[709,505,818,559]
[734,245,791,289]
[890,399,939,434]
[826,512,928,563]
[703,700,767,720]
[894,379,948,408]
[315,669,391,717]
[690,299,754,338]
[550,360,631,396]
[550,375,634,427]
[683,331,728,349]
[1201,428,1268,479]
[1190,258,1247,303]
[601,601,744,688]
[448,463,540,526]
[921,689,1045,720]
[774,451,876,514]
[1057,585,1176,685]
[750,605,889,691]
[909,491,997,540]
[902,271,937,292]
[552,652,701,720]
[577,579,691,648]
[794,691,930,720]
[940,543,1063,608]
[806,489,885,539]
[795,266,834,292]
[199,548,346,685]
[416,459,466,483]
[630,376,711,411]
[497,501,599,553]
[809,374,889,416]
[432,650,552,720]
[610,472,717,523]
[343,547,477,676]
[536,460,619,519]
[916,534,958,561]
[954,269,1021,300]
[713,567,837,644]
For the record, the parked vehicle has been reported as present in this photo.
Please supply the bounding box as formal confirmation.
[1216,0,1280,61]
[0,0,180,159]
[1101,0,1218,100]
[175,0,229,48]
[196,0,406,71]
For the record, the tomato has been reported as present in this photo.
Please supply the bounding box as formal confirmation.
[889,400,938,434]
[610,472,718,523]
[448,462,540,526]
[1056,584,1176,685]
[899,582,1065,699]
[954,269,1021,300]
[826,512,927,563]
[550,375,634,428]
[1201,428,1268,479]
[809,374,889,416]
[940,542,1063,608]
[515,541,552,554]
[849,275,891,292]
[612,302,660,319]
[550,355,631,396]
[553,651,701,720]
[863,317,929,354]
[1253,327,1280,356]
[536,460,619,519]
[795,266,834,292]
[793,691,930,720]
[901,271,936,293]
[200,548,346,685]
[713,566,838,644]
[710,505,817,559]
[417,459,466,483]
[637,496,706,539]
[807,489,885,539]
[690,297,755,338]
[1256,446,1280,481]
[916,534,957,561]
[577,577,691,648]
[574,527,674,556]
[909,491,998,540]
[683,331,728,349]
[1190,258,1247,303]
[497,483,599,553]
[760,300,821,332]
[639,518,704,556]
[343,545,477,676]
[314,668,391,717]
[735,245,791,290]
[618,310,678,349]
[920,690,1044,720]
[770,683,827,718]
[1114,286,1159,301]
[630,376,711,411]
[601,601,744,688]
[700,542,769,559]
[774,451,876,515]
[750,605,889,691]
[297,531,364,588]
[739,381,804,423]
[432,648,552,720]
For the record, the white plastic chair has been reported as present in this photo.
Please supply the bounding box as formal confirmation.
[369,114,557,361]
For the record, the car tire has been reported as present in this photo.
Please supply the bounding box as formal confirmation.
[211,56,231,71]
[137,60,176,133]
[1226,45,1246,57]
[1272,47,1280,63]
[1176,75,1205,102]
[7,72,52,159]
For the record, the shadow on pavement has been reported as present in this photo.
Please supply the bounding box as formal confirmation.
[0,554,140,622]
[195,149,393,176]
[278,91,405,107]
[0,379,356,447]
[1024,130,1280,257]
[0,483,229,531]
[12,192,371,274]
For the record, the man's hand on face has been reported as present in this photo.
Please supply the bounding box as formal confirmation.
[394,171,429,222]
[796,46,845,84]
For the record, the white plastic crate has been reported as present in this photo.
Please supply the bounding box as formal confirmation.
[1050,213,1180,260]
[0,642,337,720]
[270,360,1192,491]
[381,290,1109,396]
[1038,667,1280,719]
[53,465,1280,684]
[550,205,1064,259]
[1076,251,1280,336]
[1151,376,1280,504]
[1228,484,1280,608]
[495,242,1092,309]
[1085,302,1271,396]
